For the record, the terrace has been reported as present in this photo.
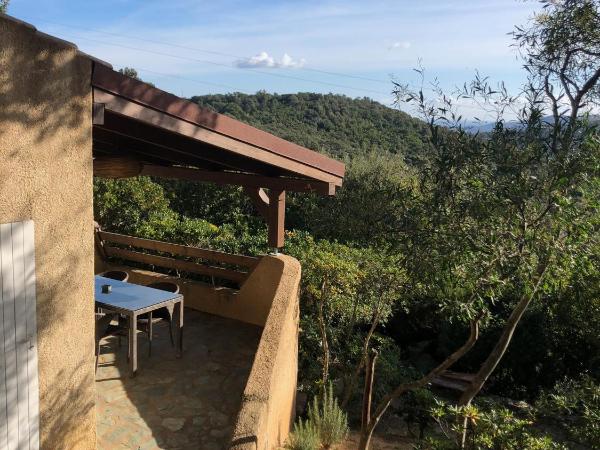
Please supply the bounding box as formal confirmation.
[93,222,302,449]
[95,310,261,449]
[0,17,344,448]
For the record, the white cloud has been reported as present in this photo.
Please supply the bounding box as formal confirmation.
[389,41,411,50]
[235,51,306,69]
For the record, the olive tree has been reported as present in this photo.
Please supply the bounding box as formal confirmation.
[358,1,600,447]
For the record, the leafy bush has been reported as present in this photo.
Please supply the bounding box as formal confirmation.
[425,400,566,450]
[536,375,600,449]
[307,384,349,448]
[93,177,179,240]
[285,418,320,450]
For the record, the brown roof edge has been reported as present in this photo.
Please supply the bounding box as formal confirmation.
[92,64,345,178]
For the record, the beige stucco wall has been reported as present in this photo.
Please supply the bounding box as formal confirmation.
[0,15,96,449]
[230,255,301,450]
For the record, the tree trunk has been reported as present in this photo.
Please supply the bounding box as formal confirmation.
[317,297,329,386]
[458,265,548,406]
[358,315,482,450]
[361,349,378,435]
[316,280,330,386]
[341,308,382,409]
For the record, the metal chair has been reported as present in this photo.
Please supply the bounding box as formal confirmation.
[95,312,122,373]
[98,270,129,282]
[137,281,180,356]
[97,270,129,341]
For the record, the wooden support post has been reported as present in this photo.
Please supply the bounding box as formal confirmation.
[243,187,270,219]
[243,187,286,248]
[267,189,285,249]
[93,102,105,125]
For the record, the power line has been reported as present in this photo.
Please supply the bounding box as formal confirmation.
[31,17,392,85]
[56,31,393,96]
[134,67,253,94]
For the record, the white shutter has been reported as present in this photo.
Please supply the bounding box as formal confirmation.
[0,221,39,450]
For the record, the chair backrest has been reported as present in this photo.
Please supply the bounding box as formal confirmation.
[100,270,129,282]
[146,281,180,294]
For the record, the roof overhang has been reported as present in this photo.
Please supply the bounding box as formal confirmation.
[91,64,345,195]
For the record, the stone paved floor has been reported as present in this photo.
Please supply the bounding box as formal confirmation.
[95,309,261,450]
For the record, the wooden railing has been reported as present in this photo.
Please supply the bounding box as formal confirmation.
[96,231,259,285]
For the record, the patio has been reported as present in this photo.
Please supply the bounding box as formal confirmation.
[95,309,261,449]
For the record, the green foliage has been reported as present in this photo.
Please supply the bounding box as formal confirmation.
[424,400,566,450]
[117,67,155,86]
[292,152,417,246]
[93,176,269,255]
[307,384,349,448]
[536,375,600,448]
[0,0,9,14]
[285,235,406,393]
[118,67,140,80]
[93,177,179,240]
[285,418,320,450]
[157,178,258,228]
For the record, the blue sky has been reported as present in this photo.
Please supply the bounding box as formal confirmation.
[9,0,539,114]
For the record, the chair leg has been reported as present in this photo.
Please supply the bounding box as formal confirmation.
[168,320,174,347]
[95,339,101,374]
[148,312,153,357]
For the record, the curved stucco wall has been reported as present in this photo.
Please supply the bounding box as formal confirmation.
[0,15,96,450]
[230,255,301,450]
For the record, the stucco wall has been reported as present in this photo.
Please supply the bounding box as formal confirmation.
[230,255,301,450]
[0,15,96,449]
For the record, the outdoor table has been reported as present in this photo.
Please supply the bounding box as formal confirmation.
[94,275,184,377]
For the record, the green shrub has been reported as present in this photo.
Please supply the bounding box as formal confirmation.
[426,400,566,450]
[536,375,600,449]
[284,418,320,450]
[93,177,179,240]
[308,383,349,448]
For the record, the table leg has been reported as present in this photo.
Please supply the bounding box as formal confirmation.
[177,299,184,357]
[129,312,138,377]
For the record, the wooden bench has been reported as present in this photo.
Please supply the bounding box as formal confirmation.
[431,370,475,392]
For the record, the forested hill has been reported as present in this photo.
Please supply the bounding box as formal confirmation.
[190,92,430,162]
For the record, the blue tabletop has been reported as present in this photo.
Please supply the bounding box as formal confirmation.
[95,276,181,312]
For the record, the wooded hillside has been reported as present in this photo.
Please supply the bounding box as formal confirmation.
[191,92,430,163]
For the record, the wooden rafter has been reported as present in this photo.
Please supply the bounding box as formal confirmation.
[141,164,335,195]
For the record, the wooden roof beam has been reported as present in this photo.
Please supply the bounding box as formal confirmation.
[140,164,336,196]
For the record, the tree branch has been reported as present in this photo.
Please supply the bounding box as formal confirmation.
[358,312,483,449]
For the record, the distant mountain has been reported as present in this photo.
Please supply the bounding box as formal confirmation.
[464,115,600,133]
[191,92,431,164]
[463,120,522,133]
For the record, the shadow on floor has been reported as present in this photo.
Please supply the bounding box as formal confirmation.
[95,309,261,450]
